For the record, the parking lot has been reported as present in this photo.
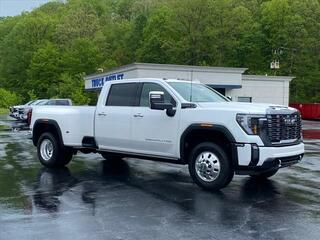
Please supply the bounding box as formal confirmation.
[0,114,319,240]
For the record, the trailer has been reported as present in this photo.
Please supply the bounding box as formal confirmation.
[290,103,320,120]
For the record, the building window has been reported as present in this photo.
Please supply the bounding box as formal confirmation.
[238,96,252,103]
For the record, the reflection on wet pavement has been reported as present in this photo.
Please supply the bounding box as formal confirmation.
[0,115,320,240]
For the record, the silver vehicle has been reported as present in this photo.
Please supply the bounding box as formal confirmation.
[20,99,73,122]
[45,99,73,106]
[9,100,38,120]
[17,100,49,121]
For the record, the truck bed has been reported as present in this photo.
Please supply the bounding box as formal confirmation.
[31,106,96,147]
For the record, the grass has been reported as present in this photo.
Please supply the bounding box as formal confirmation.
[0,108,9,114]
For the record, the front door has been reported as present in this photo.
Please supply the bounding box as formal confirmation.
[131,82,180,158]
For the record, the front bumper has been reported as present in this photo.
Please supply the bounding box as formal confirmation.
[235,142,304,175]
[10,113,20,119]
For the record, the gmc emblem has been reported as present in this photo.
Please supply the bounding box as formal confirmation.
[284,117,296,125]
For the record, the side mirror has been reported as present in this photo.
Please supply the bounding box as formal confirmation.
[149,91,165,110]
[149,91,176,117]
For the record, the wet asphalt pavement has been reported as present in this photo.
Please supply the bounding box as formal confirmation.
[0,115,319,240]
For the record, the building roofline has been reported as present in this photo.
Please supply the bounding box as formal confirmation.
[84,62,248,79]
[242,75,295,81]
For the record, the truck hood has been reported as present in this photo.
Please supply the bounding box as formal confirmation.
[197,102,296,114]
[12,105,26,109]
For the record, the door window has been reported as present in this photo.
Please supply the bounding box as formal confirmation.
[106,83,139,106]
[139,83,176,107]
[56,100,70,105]
[46,100,55,105]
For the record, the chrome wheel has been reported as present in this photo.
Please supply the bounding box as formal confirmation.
[40,139,54,161]
[195,151,221,182]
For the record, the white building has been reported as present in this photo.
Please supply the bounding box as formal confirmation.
[84,63,294,106]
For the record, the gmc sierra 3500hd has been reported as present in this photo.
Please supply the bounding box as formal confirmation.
[30,78,304,190]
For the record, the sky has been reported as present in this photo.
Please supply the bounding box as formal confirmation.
[0,0,52,17]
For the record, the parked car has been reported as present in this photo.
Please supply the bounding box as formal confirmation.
[19,99,72,122]
[16,99,49,121]
[9,100,44,120]
[30,78,304,191]
[45,99,73,106]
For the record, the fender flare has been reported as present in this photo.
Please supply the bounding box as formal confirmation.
[179,124,238,165]
[32,119,64,146]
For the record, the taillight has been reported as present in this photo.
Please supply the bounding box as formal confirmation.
[27,109,32,125]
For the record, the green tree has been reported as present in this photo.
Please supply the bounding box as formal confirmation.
[55,2,101,46]
[56,73,90,105]
[0,12,55,94]
[63,38,103,75]
[137,6,178,63]
[0,88,21,108]
[27,42,62,98]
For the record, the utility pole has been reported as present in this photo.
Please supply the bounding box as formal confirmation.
[270,49,281,75]
[271,47,297,75]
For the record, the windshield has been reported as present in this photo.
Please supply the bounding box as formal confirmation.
[26,100,35,105]
[169,82,228,102]
[34,100,48,105]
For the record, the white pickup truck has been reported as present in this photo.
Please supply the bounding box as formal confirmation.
[30,78,304,190]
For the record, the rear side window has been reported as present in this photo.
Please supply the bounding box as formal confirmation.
[56,100,70,105]
[106,83,139,106]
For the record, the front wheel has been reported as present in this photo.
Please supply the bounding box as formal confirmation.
[188,142,234,191]
[37,132,73,168]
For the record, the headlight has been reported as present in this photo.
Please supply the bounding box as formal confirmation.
[236,114,266,135]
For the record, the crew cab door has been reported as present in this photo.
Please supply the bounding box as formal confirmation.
[131,82,180,158]
[95,82,139,151]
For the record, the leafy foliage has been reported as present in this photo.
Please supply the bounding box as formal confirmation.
[0,88,21,108]
[0,0,319,104]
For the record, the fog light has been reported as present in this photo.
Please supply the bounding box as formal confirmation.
[249,144,259,166]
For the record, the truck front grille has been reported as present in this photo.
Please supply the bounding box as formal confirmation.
[266,113,302,144]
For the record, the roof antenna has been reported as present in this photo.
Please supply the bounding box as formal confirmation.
[190,69,193,102]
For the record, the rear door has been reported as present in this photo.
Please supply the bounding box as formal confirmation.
[95,82,140,152]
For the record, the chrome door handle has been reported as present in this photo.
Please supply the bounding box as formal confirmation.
[133,114,143,118]
[98,112,107,116]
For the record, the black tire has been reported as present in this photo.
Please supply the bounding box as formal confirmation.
[250,169,278,179]
[100,152,123,161]
[37,132,73,168]
[189,142,234,191]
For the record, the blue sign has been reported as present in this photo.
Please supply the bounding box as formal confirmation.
[91,77,104,88]
[91,73,124,88]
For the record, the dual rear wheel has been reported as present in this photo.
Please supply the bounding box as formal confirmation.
[37,132,73,168]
